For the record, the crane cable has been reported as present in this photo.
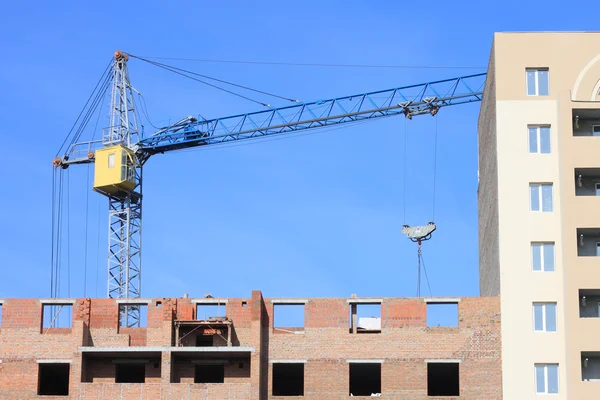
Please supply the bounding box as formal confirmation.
[127,54,299,107]
[55,58,113,157]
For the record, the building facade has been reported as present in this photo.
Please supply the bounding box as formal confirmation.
[0,293,500,399]
[479,32,600,399]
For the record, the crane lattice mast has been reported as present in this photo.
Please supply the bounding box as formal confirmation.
[53,51,486,324]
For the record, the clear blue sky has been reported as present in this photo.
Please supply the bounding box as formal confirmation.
[0,1,595,300]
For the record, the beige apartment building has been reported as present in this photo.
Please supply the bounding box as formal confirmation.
[479,31,600,399]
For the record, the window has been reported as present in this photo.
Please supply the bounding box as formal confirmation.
[38,363,70,396]
[529,126,551,154]
[530,183,553,212]
[596,183,600,196]
[272,363,304,396]
[531,243,555,272]
[597,242,600,257]
[118,304,148,328]
[535,364,559,394]
[195,364,224,383]
[426,302,459,327]
[349,302,382,333]
[42,304,73,329]
[427,362,460,396]
[0,304,3,327]
[593,125,600,137]
[533,303,557,332]
[108,153,115,168]
[273,303,305,333]
[526,69,549,96]
[116,363,146,383]
[196,303,226,320]
[349,363,381,396]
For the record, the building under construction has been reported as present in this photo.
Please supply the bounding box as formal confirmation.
[4,31,600,399]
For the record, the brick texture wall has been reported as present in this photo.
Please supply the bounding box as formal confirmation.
[0,293,500,399]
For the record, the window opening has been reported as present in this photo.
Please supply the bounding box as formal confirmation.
[272,363,304,396]
[526,68,549,96]
[596,183,600,196]
[529,183,553,212]
[531,243,555,272]
[115,363,146,383]
[196,303,225,320]
[427,303,458,327]
[528,126,551,154]
[38,363,70,396]
[582,353,600,381]
[427,362,459,396]
[533,303,557,332]
[535,364,559,394]
[42,304,73,329]
[593,125,600,137]
[194,364,224,383]
[349,363,381,396]
[349,303,381,333]
[273,304,305,333]
[118,304,148,328]
[0,304,3,327]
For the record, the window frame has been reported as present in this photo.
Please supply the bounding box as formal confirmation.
[530,183,553,212]
[108,152,115,168]
[526,68,549,96]
[531,242,555,272]
[533,302,557,332]
[535,363,559,394]
[528,125,551,154]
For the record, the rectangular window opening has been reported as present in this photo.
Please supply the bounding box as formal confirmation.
[533,302,557,332]
[194,364,225,383]
[273,304,305,333]
[42,304,73,329]
[349,363,381,396]
[118,304,148,328]
[115,363,146,383]
[38,363,70,396]
[528,126,551,154]
[535,363,559,394]
[349,303,382,333]
[0,304,3,327]
[578,289,600,318]
[526,68,549,96]
[577,229,600,257]
[427,362,459,396]
[531,242,555,272]
[196,303,226,321]
[107,152,115,168]
[529,183,553,212]
[273,363,304,396]
[594,125,600,137]
[582,352,600,381]
[427,303,458,327]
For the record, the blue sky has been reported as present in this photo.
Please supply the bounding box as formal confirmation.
[0,1,596,301]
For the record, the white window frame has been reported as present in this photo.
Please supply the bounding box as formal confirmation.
[530,183,553,212]
[593,125,600,137]
[526,68,549,96]
[533,303,557,332]
[535,363,559,394]
[531,242,555,272]
[108,153,115,168]
[528,126,551,154]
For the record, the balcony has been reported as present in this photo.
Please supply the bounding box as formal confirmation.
[582,352,600,381]
[575,169,600,196]
[573,109,600,137]
[579,289,600,318]
[577,229,600,257]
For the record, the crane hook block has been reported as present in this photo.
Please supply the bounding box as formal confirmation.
[402,222,436,243]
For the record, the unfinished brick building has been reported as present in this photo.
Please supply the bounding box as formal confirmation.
[0,292,501,399]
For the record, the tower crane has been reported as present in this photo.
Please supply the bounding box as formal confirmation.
[53,50,485,326]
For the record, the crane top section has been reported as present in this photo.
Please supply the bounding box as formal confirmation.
[54,53,486,168]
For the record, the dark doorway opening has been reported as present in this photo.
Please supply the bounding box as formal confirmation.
[195,364,225,383]
[349,363,381,396]
[273,363,304,396]
[38,363,70,396]
[115,363,146,383]
[427,362,460,396]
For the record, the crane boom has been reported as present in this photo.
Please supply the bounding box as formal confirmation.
[53,52,486,326]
